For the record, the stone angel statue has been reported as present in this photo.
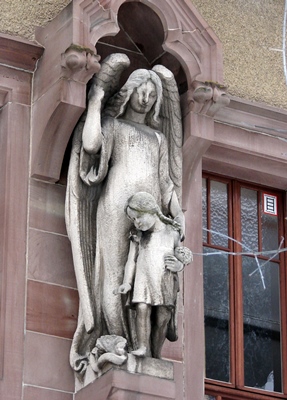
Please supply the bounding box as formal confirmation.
[65,53,185,376]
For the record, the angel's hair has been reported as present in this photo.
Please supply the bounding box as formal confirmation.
[104,69,163,129]
[125,192,181,231]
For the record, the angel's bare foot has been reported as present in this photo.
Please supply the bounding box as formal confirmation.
[131,346,147,357]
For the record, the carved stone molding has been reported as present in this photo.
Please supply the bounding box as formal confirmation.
[203,97,287,190]
[215,95,287,137]
[0,33,43,72]
[31,41,101,181]
[0,33,43,109]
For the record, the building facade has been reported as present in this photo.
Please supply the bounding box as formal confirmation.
[0,1,287,399]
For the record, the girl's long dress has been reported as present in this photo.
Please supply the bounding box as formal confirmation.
[94,117,174,344]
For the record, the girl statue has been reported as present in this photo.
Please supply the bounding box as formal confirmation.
[116,192,192,359]
[65,53,185,375]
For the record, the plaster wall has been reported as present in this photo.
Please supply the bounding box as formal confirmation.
[193,0,287,109]
[0,0,71,40]
[1,0,287,109]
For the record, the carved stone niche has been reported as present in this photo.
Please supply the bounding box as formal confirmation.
[31,0,228,185]
[31,1,228,399]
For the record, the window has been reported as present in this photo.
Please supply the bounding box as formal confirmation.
[203,174,287,399]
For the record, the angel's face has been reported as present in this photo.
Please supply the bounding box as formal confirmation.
[129,80,157,114]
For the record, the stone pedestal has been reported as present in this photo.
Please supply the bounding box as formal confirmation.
[75,367,176,400]
[76,355,174,394]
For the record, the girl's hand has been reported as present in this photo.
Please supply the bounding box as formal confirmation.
[113,283,132,295]
[164,255,184,272]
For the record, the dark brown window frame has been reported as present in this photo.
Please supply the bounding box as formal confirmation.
[203,173,287,400]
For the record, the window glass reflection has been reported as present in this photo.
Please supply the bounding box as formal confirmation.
[242,256,282,392]
[204,248,230,382]
[241,188,258,252]
[202,178,207,243]
[210,181,228,248]
[261,212,279,259]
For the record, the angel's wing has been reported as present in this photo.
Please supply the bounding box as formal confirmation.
[88,53,130,110]
[65,116,99,334]
[65,54,130,334]
[152,65,183,205]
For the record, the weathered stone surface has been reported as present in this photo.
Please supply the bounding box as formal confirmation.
[67,55,185,381]
[75,368,176,400]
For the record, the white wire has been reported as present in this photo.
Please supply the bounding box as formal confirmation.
[194,228,286,289]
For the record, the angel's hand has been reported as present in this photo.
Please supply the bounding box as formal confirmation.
[165,255,184,272]
[88,84,105,102]
[113,283,132,295]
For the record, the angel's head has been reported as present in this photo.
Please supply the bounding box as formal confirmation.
[104,69,163,129]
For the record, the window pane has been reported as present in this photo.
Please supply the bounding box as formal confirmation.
[210,181,228,248]
[242,256,282,392]
[241,188,258,252]
[261,211,279,259]
[204,247,230,382]
[202,178,207,243]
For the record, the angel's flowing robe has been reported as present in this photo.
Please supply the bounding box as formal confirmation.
[93,116,175,344]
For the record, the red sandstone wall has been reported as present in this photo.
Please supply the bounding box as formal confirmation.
[23,179,77,399]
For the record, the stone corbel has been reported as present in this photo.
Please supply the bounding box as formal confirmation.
[31,0,121,182]
[61,45,101,82]
[31,44,101,182]
[189,80,230,117]
[181,82,229,210]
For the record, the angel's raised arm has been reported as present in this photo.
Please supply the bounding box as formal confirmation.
[82,85,104,154]
[82,53,130,154]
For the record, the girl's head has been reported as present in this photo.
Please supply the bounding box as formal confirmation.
[125,192,159,231]
[125,192,181,232]
[104,70,163,129]
[126,192,160,215]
